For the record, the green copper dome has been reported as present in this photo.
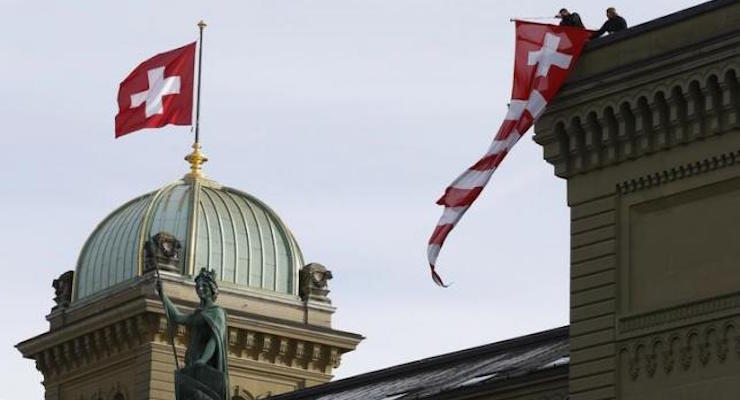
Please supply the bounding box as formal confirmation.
[74,176,303,300]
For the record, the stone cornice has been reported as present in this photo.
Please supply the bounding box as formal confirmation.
[226,326,347,375]
[226,312,364,349]
[143,297,363,350]
[533,9,740,178]
[619,291,740,336]
[19,310,359,382]
[61,271,335,328]
[543,32,740,115]
[159,270,336,313]
[20,297,149,356]
[19,276,361,383]
[22,271,361,362]
[17,313,157,381]
[43,270,348,344]
[48,275,150,328]
[617,149,740,194]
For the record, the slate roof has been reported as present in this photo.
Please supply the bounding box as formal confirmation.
[268,326,569,400]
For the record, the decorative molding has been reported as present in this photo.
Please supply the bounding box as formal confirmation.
[29,312,347,380]
[617,150,740,194]
[226,325,344,375]
[679,345,693,371]
[628,351,640,380]
[232,385,272,400]
[619,291,740,333]
[645,352,657,377]
[662,344,675,374]
[620,317,739,381]
[534,58,740,178]
[32,313,159,379]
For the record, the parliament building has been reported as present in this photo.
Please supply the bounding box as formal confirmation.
[17,0,740,399]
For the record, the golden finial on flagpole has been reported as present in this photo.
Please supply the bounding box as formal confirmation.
[184,142,208,179]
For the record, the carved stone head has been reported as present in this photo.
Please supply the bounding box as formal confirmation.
[299,263,333,303]
[52,271,74,309]
[144,232,182,273]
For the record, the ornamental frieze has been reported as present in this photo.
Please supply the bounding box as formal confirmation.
[535,59,740,178]
[30,312,346,381]
[619,317,740,381]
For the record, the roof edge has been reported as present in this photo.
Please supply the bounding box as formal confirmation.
[586,0,736,51]
[268,326,569,400]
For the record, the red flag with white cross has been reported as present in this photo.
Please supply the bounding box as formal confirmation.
[427,21,591,286]
[115,42,196,138]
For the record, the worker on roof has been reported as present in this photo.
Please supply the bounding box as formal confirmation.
[592,7,628,38]
[556,8,585,28]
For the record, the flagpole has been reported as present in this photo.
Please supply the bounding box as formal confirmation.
[509,16,556,22]
[184,20,208,179]
[194,20,206,144]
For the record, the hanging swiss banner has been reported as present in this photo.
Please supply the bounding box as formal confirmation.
[428,21,592,286]
[115,42,196,138]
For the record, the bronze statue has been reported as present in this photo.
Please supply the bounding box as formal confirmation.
[156,268,230,400]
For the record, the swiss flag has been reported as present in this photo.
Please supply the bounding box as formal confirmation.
[115,42,196,138]
[428,21,591,286]
[511,21,591,106]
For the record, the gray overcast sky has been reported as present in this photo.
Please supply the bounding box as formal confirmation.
[2,0,706,398]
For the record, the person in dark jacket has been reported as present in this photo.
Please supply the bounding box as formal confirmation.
[592,7,628,38]
[556,8,585,28]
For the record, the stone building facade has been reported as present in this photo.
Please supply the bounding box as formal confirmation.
[534,0,740,398]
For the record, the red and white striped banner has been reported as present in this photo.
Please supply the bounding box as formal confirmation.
[428,21,591,286]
